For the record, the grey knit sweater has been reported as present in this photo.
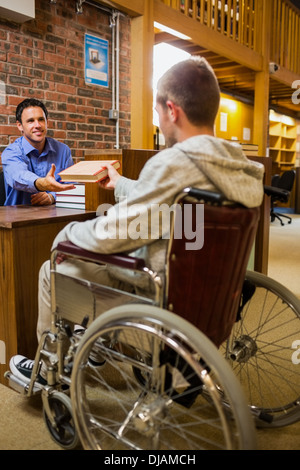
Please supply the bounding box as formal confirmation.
[52,135,264,282]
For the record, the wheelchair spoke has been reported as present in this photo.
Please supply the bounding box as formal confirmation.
[222,271,300,427]
[71,305,256,449]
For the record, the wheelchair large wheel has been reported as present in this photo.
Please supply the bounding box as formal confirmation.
[71,304,256,450]
[222,270,300,428]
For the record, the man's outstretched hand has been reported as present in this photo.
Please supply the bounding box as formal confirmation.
[34,164,76,192]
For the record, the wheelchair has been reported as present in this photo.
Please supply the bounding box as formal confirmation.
[5,187,300,450]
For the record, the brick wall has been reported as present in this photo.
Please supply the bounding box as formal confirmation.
[0,0,131,161]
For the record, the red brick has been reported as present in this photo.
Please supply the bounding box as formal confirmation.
[51,130,67,139]
[45,92,67,102]
[44,52,66,65]
[56,83,76,95]
[0,125,19,136]
[0,0,131,153]
[7,54,33,67]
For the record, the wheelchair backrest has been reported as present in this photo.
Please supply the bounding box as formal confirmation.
[166,188,260,348]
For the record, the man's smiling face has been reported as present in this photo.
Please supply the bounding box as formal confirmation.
[17,106,48,151]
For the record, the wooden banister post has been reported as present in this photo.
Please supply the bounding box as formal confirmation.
[253,0,272,158]
[131,0,155,149]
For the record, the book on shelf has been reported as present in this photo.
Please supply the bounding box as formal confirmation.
[229,141,259,156]
[57,184,85,196]
[58,160,121,183]
[241,143,258,150]
[55,201,86,210]
[241,143,259,156]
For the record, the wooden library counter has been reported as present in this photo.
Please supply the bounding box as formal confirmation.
[0,205,96,385]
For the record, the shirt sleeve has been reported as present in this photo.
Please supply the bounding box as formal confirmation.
[2,147,39,193]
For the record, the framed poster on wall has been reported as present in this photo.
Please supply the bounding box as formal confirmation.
[84,33,109,87]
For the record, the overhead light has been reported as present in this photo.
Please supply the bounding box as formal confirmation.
[49,1,57,3]
[154,21,191,40]
[220,97,237,111]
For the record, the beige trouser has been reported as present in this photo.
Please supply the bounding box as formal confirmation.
[37,258,123,342]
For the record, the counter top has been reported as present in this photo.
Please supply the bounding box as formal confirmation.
[0,205,96,228]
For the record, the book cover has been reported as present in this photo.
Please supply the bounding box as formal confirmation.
[240,143,259,156]
[55,195,86,204]
[57,184,85,196]
[243,150,259,156]
[55,201,86,210]
[58,160,121,183]
[241,143,259,150]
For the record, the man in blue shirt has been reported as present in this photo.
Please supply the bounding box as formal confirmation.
[1,98,75,205]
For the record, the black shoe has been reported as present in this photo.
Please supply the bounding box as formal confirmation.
[9,355,47,388]
[74,329,106,369]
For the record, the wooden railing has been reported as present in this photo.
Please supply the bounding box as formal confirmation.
[159,0,300,75]
[161,0,260,50]
[270,0,300,74]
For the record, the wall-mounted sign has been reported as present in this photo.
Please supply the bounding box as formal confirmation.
[220,112,227,132]
[84,33,109,88]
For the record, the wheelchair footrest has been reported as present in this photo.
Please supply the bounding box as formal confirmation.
[4,371,42,396]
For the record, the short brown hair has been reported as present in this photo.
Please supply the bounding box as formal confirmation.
[156,56,220,127]
[16,98,48,123]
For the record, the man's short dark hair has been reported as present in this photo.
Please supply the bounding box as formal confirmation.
[16,98,48,123]
[156,56,220,128]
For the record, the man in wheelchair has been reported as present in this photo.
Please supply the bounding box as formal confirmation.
[9,56,264,387]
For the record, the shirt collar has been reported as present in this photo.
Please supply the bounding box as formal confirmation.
[22,136,52,157]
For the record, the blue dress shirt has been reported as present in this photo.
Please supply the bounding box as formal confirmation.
[1,136,74,206]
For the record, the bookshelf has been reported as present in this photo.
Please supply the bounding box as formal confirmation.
[269,111,297,172]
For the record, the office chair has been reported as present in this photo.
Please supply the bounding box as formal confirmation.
[0,169,6,206]
[271,173,280,188]
[270,169,296,225]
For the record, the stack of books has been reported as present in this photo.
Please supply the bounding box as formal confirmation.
[228,141,259,157]
[56,160,121,210]
[56,184,86,210]
[241,143,259,156]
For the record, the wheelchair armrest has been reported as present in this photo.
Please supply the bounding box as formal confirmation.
[264,185,290,203]
[184,187,226,204]
[55,241,146,271]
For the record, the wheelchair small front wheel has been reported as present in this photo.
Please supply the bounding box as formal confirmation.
[43,391,80,450]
